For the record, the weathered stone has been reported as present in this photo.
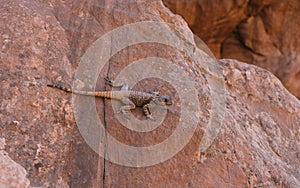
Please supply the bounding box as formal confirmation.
[0,0,299,187]
[0,138,30,188]
[163,0,300,99]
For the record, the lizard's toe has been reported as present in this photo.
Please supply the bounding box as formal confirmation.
[105,77,112,84]
[147,115,156,121]
[115,109,131,120]
[122,113,131,120]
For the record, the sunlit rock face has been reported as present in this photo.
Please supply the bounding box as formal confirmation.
[1,0,300,187]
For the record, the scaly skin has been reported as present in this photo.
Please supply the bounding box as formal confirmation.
[47,77,173,119]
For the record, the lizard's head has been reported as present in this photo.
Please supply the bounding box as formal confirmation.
[154,95,173,106]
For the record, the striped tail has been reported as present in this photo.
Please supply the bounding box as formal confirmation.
[47,84,113,98]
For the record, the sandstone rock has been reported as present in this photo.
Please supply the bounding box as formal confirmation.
[1,0,74,187]
[0,0,299,187]
[163,0,300,99]
[0,138,30,188]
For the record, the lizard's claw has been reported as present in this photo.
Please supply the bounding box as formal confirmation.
[123,114,131,120]
[147,115,156,121]
[116,109,131,120]
[119,112,131,120]
[104,77,112,84]
[115,109,122,114]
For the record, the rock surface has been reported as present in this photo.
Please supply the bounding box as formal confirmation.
[0,138,30,188]
[0,0,299,187]
[163,0,300,99]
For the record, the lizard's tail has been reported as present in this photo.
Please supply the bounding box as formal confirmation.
[47,84,113,98]
[47,84,72,93]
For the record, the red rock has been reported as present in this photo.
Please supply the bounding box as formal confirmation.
[0,0,299,187]
[0,139,30,188]
[164,0,300,99]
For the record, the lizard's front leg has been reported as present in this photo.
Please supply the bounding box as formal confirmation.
[117,97,136,119]
[143,103,155,120]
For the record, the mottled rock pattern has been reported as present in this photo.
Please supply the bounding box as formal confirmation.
[163,0,300,99]
[0,0,299,187]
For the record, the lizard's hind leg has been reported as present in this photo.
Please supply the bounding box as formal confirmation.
[117,97,136,119]
[105,77,129,91]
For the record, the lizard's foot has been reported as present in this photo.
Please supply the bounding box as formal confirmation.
[116,109,131,120]
[105,77,125,88]
[119,112,131,120]
[104,77,113,85]
[146,115,156,121]
[123,113,131,120]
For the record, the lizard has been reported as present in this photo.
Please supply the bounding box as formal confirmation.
[47,77,173,119]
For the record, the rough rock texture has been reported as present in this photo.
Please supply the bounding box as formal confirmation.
[0,138,30,188]
[163,0,300,99]
[0,0,300,187]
